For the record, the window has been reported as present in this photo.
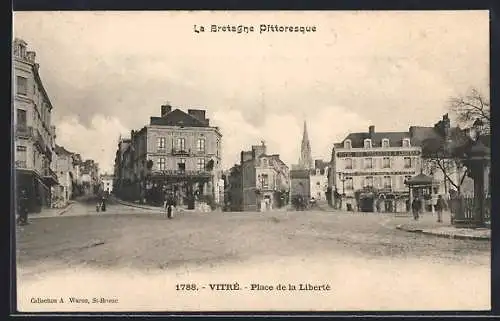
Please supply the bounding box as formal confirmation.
[197,138,205,152]
[197,158,205,171]
[382,157,390,169]
[344,140,352,149]
[178,158,186,171]
[177,138,186,151]
[157,158,166,170]
[262,158,268,167]
[157,137,166,149]
[17,76,28,95]
[402,138,410,148]
[383,176,392,189]
[404,157,412,168]
[364,176,374,188]
[16,109,27,128]
[345,158,353,169]
[364,139,372,148]
[382,139,389,148]
[261,174,269,189]
[16,145,27,168]
[345,177,354,190]
[364,158,373,169]
[405,175,412,183]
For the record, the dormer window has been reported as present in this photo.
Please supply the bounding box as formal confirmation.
[344,140,352,149]
[382,138,390,148]
[364,139,372,148]
[402,138,410,148]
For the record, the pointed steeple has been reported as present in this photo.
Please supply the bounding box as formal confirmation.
[299,120,314,170]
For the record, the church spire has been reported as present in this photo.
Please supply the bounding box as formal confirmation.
[299,120,314,170]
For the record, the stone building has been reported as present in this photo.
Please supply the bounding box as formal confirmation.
[13,38,58,213]
[310,160,329,201]
[52,145,75,207]
[330,125,422,212]
[100,173,114,193]
[230,142,290,212]
[113,104,223,209]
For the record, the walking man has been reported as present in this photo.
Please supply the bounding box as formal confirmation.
[435,195,446,223]
[18,189,29,225]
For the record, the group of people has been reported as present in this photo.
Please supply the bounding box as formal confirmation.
[411,194,447,222]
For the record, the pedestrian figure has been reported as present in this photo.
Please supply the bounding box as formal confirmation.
[435,195,446,223]
[17,189,29,225]
[164,192,175,219]
[412,197,420,220]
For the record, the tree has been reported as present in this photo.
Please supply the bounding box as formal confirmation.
[421,128,471,196]
[449,87,490,134]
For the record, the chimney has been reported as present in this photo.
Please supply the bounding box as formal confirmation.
[188,109,206,121]
[161,104,172,117]
[369,125,375,136]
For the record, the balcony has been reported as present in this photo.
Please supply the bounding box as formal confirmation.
[15,125,33,139]
[42,167,58,186]
[151,169,212,178]
[15,160,27,168]
[171,148,191,156]
[33,128,47,152]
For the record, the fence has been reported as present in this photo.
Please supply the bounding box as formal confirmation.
[449,196,491,223]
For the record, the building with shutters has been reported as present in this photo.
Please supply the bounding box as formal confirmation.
[310,160,329,201]
[113,104,223,209]
[13,38,59,213]
[330,125,422,212]
[228,142,290,212]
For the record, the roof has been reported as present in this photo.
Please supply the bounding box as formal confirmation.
[405,173,435,186]
[290,169,310,179]
[55,144,73,156]
[341,130,411,148]
[150,109,210,127]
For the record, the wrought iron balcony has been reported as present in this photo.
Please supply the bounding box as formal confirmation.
[151,169,212,178]
[15,125,33,138]
[171,148,191,156]
[15,160,27,168]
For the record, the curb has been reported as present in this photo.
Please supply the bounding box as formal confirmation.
[396,225,490,241]
[112,198,163,212]
[58,202,76,216]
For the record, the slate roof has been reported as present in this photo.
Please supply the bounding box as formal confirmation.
[55,145,73,156]
[341,131,411,148]
[150,108,210,127]
[405,173,435,186]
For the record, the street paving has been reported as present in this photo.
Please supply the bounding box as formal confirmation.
[16,198,491,311]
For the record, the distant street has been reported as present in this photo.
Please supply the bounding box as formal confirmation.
[17,198,490,311]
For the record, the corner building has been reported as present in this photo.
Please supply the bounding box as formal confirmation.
[125,104,222,208]
[13,38,58,213]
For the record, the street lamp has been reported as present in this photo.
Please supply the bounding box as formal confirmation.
[338,172,346,196]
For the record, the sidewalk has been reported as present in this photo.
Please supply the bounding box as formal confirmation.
[395,211,491,241]
[29,201,76,219]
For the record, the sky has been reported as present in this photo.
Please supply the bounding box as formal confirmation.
[13,11,489,174]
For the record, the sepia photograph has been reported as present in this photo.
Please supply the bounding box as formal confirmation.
[12,10,491,313]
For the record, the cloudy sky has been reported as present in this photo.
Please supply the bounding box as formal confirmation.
[13,11,489,173]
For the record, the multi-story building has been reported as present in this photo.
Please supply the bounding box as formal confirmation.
[52,145,75,207]
[310,160,329,201]
[114,104,223,208]
[100,173,114,193]
[13,38,58,213]
[232,142,290,212]
[330,125,422,212]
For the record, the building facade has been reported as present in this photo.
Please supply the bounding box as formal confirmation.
[331,125,422,212]
[114,104,223,209]
[52,145,75,207]
[13,38,58,213]
[230,142,290,212]
[310,160,329,201]
[100,173,114,193]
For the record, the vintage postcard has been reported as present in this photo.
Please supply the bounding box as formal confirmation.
[12,10,490,313]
